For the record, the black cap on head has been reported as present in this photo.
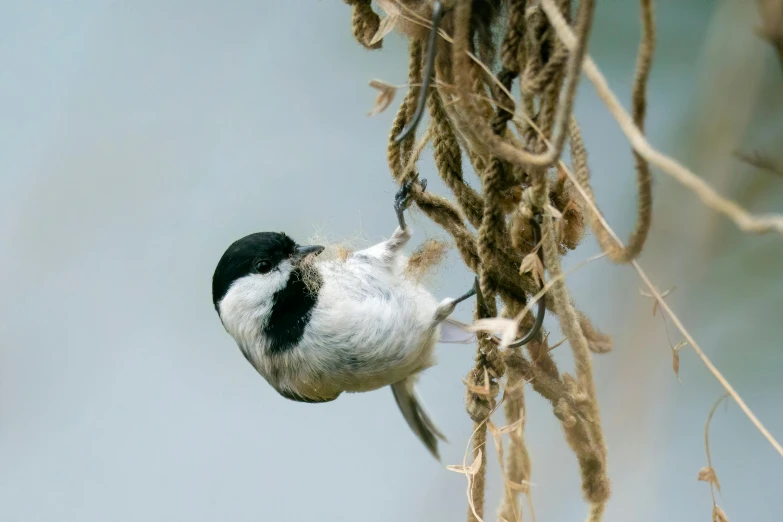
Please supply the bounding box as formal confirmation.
[212,232,298,309]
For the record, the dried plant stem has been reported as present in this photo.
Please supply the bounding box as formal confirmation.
[631,263,783,458]
[540,0,783,237]
[704,393,730,505]
[557,154,783,459]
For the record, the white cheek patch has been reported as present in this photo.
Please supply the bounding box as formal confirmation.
[217,260,294,355]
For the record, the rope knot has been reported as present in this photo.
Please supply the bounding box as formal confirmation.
[464,356,502,423]
[483,346,507,379]
[465,394,492,423]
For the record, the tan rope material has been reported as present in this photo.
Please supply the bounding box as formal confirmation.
[541,212,610,509]
[563,0,655,264]
[344,0,383,50]
[345,1,618,520]
[341,2,783,520]
[465,286,503,522]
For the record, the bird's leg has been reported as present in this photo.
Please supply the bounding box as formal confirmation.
[394,179,477,325]
[432,277,477,325]
[388,178,427,254]
[394,178,426,230]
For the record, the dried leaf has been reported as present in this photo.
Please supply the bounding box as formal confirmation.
[499,323,520,348]
[519,253,545,287]
[672,341,687,383]
[463,367,491,397]
[446,449,483,476]
[467,449,483,475]
[639,286,676,316]
[487,419,499,437]
[506,480,532,493]
[367,80,397,117]
[697,466,715,482]
[656,286,674,315]
[672,350,680,383]
[374,0,401,16]
[369,14,399,46]
[466,317,515,333]
[466,317,518,347]
[548,337,567,351]
[545,203,563,220]
[698,466,721,493]
[462,379,491,396]
[713,505,729,522]
[495,416,525,435]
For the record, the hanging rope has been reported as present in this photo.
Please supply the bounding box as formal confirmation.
[343,1,660,520]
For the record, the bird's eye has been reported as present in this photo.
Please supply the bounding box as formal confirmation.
[253,259,272,274]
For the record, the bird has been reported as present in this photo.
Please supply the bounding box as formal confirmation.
[211,179,479,459]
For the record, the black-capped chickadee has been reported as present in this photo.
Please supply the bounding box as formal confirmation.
[211,180,479,459]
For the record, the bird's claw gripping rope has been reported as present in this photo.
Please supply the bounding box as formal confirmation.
[389,0,546,345]
[394,178,427,230]
[393,186,544,346]
[393,0,446,144]
[507,212,546,348]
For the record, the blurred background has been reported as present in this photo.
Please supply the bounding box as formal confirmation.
[1,1,781,520]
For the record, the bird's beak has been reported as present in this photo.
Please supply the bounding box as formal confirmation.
[291,244,325,262]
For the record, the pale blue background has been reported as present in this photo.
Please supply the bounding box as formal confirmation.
[1,1,781,521]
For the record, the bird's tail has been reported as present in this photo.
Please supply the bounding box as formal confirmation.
[390,376,447,460]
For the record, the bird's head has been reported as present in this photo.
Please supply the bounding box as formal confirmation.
[212,232,324,315]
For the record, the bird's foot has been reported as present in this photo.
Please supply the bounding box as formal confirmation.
[394,178,426,230]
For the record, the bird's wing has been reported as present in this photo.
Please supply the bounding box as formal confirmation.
[276,386,340,404]
[390,376,447,460]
